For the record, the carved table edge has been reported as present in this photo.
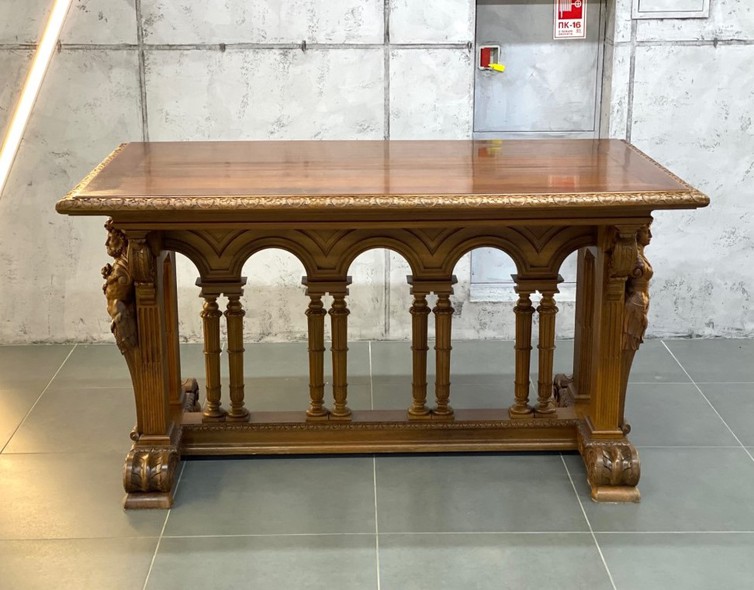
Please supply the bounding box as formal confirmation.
[56,190,709,213]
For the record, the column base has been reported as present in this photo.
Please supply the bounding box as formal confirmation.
[202,409,227,423]
[306,408,330,422]
[431,408,455,421]
[508,405,533,419]
[329,409,353,422]
[226,408,251,422]
[407,408,432,421]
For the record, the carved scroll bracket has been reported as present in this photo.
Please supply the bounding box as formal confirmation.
[607,225,643,279]
[577,422,640,503]
[126,230,159,286]
[123,444,180,508]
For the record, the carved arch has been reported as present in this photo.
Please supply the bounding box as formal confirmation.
[161,237,213,279]
[550,233,599,274]
[443,235,526,277]
[231,237,318,278]
[336,236,422,277]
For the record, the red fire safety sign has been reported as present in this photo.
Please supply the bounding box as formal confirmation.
[554,0,587,39]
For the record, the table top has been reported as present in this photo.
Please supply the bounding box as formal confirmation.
[56,140,708,218]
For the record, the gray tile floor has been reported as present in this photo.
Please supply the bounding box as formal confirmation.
[1,339,754,589]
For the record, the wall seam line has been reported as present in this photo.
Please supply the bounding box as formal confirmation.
[0,42,476,51]
[135,0,149,142]
[625,18,638,142]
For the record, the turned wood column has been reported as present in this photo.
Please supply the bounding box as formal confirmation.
[303,278,329,420]
[432,278,456,419]
[536,278,561,416]
[407,277,431,419]
[224,282,249,422]
[200,288,226,422]
[328,279,352,420]
[510,276,534,418]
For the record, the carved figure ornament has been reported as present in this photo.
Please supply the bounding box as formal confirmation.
[102,220,137,353]
[623,224,653,351]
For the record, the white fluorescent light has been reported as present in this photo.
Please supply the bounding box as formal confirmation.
[0,0,73,197]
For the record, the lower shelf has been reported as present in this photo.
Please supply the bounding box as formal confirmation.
[180,408,581,455]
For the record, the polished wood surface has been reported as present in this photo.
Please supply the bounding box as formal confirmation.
[56,139,708,509]
[69,139,689,197]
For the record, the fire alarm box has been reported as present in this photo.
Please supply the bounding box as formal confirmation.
[478,45,501,70]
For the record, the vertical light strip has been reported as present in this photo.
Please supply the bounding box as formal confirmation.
[0,0,73,197]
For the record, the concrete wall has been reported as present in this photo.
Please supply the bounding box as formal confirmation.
[0,0,751,343]
[603,0,754,336]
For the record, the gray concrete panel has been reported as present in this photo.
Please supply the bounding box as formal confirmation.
[142,0,383,44]
[145,48,384,141]
[632,43,754,337]
[390,0,475,44]
[0,50,142,343]
[390,48,474,139]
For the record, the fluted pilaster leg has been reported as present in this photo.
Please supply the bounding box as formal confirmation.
[433,290,454,419]
[225,292,249,422]
[510,279,534,418]
[536,283,560,416]
[408,290,431,418]
[329,292,351,420]
[306,294,328,419]
[201,294,225,422]
[560,248,597,408]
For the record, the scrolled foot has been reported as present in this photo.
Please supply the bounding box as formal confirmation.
[182,378,201,412]
[553,373,574,407]
[578,424,640,503]
[122,446,179,509]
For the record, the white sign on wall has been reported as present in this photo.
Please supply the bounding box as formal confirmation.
[632,0,710,19]
[554,0,587,39]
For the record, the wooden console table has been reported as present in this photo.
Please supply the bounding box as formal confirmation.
[56,140,708,509]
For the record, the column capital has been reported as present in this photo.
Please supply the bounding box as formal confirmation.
[301,276,352,297]
[512,274,563,294]
[407,275,457,296]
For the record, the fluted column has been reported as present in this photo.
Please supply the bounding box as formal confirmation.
[201,292,225,422]
[329,282,352,420]
[408,279,431,419]
[305,292,328,419]
[433,283,455,419]
[510,276,534,418]
[572,248,596,404]
[224,287,249,422]
[536,280,561,416]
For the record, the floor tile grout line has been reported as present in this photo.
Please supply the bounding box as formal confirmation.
[141,462,186,590]
[369,342,381,590]
[561,454,618,590]
[0,344,78,454]
[10,530,754,542]
[636,445,744,449]
[160,533,378,539]
[695,382,754,385]
[373,457,381,590]
[661,341,754,464]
